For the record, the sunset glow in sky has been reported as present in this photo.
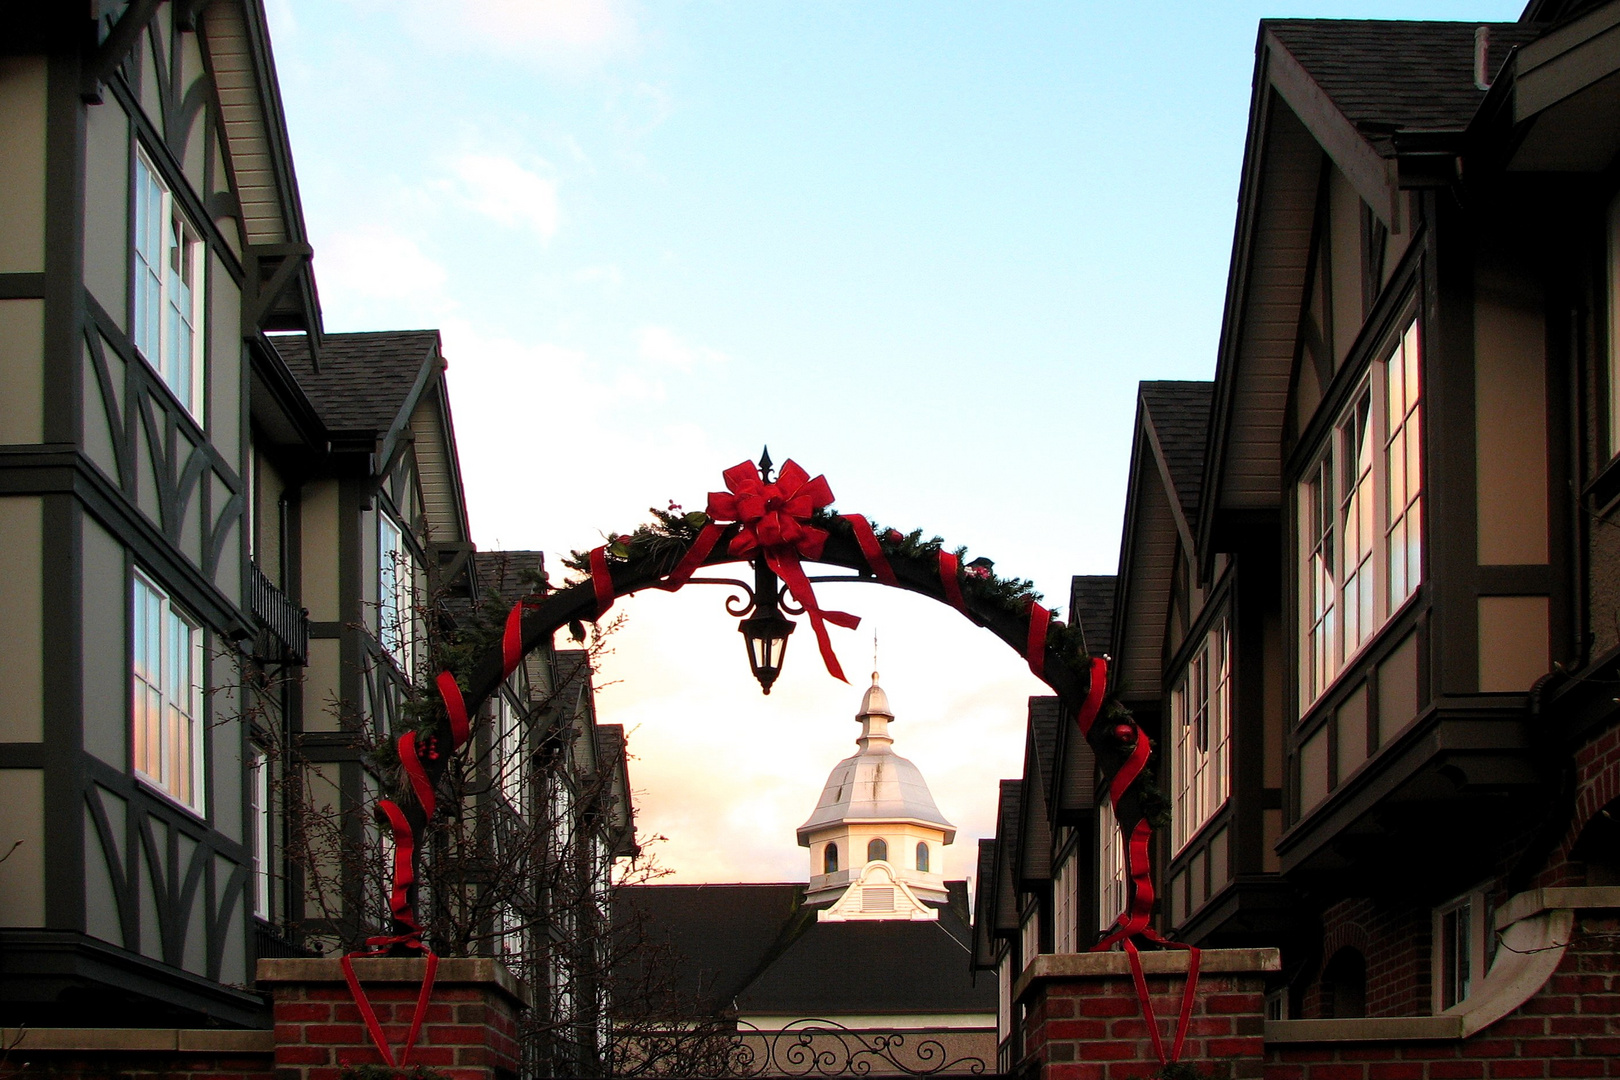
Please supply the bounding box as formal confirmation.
[265,0,1522,886]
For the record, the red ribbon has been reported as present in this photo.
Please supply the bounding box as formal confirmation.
[1026,602,1050,681]
[841,514,898,586]
[706,459,859,682]
[1077,656,1107,737]
[1081,654,1201,1064]
[397,732,436,819]
[341,949,438,1069]
[435,671,470,749]
[661,520,727,592]
[589,546,614,619]
[502,601,524,679]
[938,551,968,618]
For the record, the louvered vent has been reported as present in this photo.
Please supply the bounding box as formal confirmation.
[861,887,894,912]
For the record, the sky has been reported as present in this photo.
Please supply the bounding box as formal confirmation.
[264,0,1524,886]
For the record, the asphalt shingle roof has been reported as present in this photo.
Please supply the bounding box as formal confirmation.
[272,330,439,434]
[1265,20,1541,153]
[1028,697,1060,804]
[1139,381,1213,527]
[1068,575,1117,658]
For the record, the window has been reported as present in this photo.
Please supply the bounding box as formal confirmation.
[1321,948,1367,1018]
[1097,798,1127,931]
[133,572,204,811]
[867,837,887,863]
[1300,319,1423,706]
[915,841,930,872]
[133,148,204,420]
[824,842,838,874]
[1172,619,1232,852]
[1053,846,1078,953]
[249,747,271,917]
[1434,887,1493,1012]
[494,690,527,813]
[1020,903,1040,965]
[378,512,414,674]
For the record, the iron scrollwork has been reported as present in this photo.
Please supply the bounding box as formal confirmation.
[728,1019,989,1077]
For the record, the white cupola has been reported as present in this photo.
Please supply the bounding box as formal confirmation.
[798,672,954,914]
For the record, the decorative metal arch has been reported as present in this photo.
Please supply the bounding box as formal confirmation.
[366,458,1157,961]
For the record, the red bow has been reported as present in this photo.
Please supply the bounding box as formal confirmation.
[707,459,858,681]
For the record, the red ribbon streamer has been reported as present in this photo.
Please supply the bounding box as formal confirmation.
[661,521,726,592]
[341,949,439,1069]
[1081,653,1201,1063]
[589,546,614,619]
[435,670,470,749]
[396,732,436,819]
[840,514,898,586]
[502,601,524,679]
[1077,656,1107,737]
[1026,602,1050,681]
[938,551,968,618]
[706,459,859,683]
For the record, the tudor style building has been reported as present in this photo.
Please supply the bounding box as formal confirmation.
[978,0,1620,1066]
[0,2,635,1040]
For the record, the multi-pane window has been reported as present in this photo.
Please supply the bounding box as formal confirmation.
[249,747,272,917]
[133,573,204,812]
[1097,798,1127,931]
[494,690,527,813]
[133,149,204,420]
[1172,619,1232,852]
[378,512,414,674]
[1300,319,1424,706]
[1053,846,1077,953]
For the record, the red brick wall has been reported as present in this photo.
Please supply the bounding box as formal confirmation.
[1535,724,1620,891]
[1022,967,1268,1080]
[271,979,520,1080]
[1266,914,1620,1080]
[1303,897,1431,1019]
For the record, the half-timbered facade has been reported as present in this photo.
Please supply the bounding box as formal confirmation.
[979,0,1620,1054]
[0,2,634,1034]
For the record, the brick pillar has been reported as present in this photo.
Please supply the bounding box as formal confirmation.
[257,957,527,1080]
[1016,947,1279,1080]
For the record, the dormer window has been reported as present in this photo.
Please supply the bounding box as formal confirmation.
[133,148,205,421]
[916,842,930,872]
[1299,318,1423,707]
[867,837,887,863]
[824,843,838,874]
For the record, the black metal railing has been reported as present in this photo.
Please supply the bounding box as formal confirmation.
[253,918,316,959]
[249,560,309,662]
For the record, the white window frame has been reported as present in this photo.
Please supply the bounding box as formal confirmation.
[1053,843,1077,954]
[377,511,415,675]
[132,571,205,812]
[1097,797,1127,932]
[133,147,206,422]
[1299,318,1423,708]
[249,747,272,917]
[494,688,527,814]
[1171,618,1231,853]
[1433,886,1493,1012]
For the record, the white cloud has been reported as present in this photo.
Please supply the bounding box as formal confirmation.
[401,0,638,69]
[636,326,728,372]
[451,154,560,240]
[312,225,453,324]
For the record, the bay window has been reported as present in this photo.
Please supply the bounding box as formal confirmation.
[1097,797,1127,931]
[1171,618,1231,853]
[133,148,205,420]
[133,572,204,812]
[1300,319,1423,707]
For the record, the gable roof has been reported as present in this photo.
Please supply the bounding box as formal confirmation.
[1069,576,1117,659]
[971,839,998,970]
[1265,20,1539,157]
[272,330,440,439]
[1016,699,1060,884]
[1139,382,1214,534]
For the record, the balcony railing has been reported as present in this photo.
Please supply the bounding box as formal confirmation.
[249,560,309,663]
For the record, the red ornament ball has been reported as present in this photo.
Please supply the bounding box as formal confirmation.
[1110,722,1137,746]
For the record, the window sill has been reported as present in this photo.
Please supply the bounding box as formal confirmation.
[134,773,207,823]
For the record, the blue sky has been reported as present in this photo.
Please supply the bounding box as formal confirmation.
[266,0,1524,883]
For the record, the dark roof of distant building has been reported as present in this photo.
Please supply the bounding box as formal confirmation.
[476,550,548,606]
[1264,20,1541,154]
[272,330,440,434]
[1068,576,1117,658]
[616,881,994,1017]
[1139,381,1213,527]
[1028,698,1060,803]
